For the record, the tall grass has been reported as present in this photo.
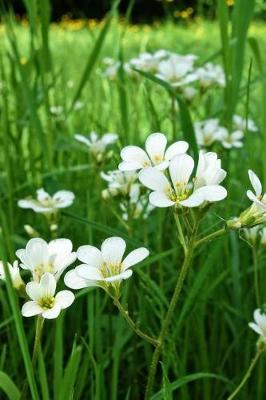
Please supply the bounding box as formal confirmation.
[0,0,266,399]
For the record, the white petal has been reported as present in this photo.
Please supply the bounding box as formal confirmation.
[39,273,56,298]
[120,146,150,168]
[75,134,91,147]
[122,248,149,270]
[155,160,169,171]
[248,322,263,336]
[102,133,118,144]
[42,304,61,319]
[77,245,103,267]
[169,154,194,186]
[149,191,175,207]
[247,190,258,203]
[180,191,204,207]
[75,264,103,281]
[118,161,144,171]
[22,301,43,317]
[53,191,75,208]
[48,238,73,256]
[15,249,32,270]
[248,170,262,196]
[55,290,75,309]
[26,238,49,268]
[17,199,35,209]
[145,133,167,163]
[48,239,76,278]
[101,237,126,265]
[254,309,266,330]
[64,269,95,289]
[26,281,42,301]
[139,167,171,192]
[195,185,227,202]
[164,141,189,160]
[104,269,133,282]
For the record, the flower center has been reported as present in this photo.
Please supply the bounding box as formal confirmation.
[152,154,163,164]
[100,262,121,279]
[167,183,190,203]
[39,296,55,310]
[34,263,54,280]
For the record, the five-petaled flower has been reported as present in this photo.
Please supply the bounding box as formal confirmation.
[75,131,118,162]
[22,273,74,319]
[139,151,227,208]
[0,260,25,291]
[16,238,76,282]
[119,132,189,172]
[18,188,75,214]
[64,236,149,297]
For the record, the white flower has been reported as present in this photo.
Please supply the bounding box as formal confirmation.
[101,169,139,198]
[244,226,266,246]
[139,152,227,208]
[194,119,226,147]
[156,54,197,87]
[0,260,24,290]
[249,309,266,340]
[18,188,75,214]
[119,132,189,172]
[194,63,225,88]
[129,52,161,73]
[182,86,197,101]
[16,238,76,282]
[50,105,63,115]
[219,130,243,149]
[103,58,121,80]
[64,237,149,296]
[233,115,258,132]
[75,131,118,161]
[247,170,266,212]
[22,273,74,319]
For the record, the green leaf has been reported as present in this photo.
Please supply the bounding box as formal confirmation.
[0,371,21,400]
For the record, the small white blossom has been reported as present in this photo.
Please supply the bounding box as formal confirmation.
[16,238,76,282]
[50,105,63,115]
[249,309,266,340]
[64,237,149,296]
[233,115,258,133]
[244,226,266,246]
[0,260,24,290]
[18,188,75,214]
[247,170,266,212]
[219,130,243,149]
[139,152,227,208]
[101,169,139,199]
[119,132,189,172]
[194,63,225,88]
[156,54,197,87]
[194,119,226,147]
[75,131,118,162]
[22,273,74,319]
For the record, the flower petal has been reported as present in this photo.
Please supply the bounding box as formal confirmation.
[169,154,194,187]
[122,248,149,270]
[180,191,204,207]
[164,141,189,160]
[22,301,43,317]
[53,191,75,208]
[120,146,150,169]
[55,290,75,309]
[42,304,61,319]
[248,322,263,336]
[195,185,227,202]
[74,134,91,147]
[64,269,95,289]
[145,133,167,164]
[26,281,41,301]
[26,238,49,268]
[118,161,144,171]
[76,264,103,281]
[39,273,56,298]
[101,237,126,265]
[248,170,262,196]
[149,191,175,207]
[104,269,133,282]
[139,167,171,192]
[77,245,103,267]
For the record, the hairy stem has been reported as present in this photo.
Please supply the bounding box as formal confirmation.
[113,298,158,347]
[194,227,226,248]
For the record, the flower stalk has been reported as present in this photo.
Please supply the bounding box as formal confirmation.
[32,316,44,366]
[113,297,158,347]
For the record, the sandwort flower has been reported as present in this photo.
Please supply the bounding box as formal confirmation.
[119,132,189,172]
[244,226,266,247]
[18,188,75,214]
[139,152,227,208]
[156,54,197,87]
[101,169,139,199]
[194,119,226,148]
[219,130,243,149]
[249,308,266,341]
[16,238,76,282]
[75,131,118,162]
[193,63,225,88]
[233,115,258,133]
[22,273,74,319]
[65,237,149,297]
[0,260,24,291]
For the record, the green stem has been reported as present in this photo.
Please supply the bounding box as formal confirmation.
[252,247,260,306]
[194,227,226,248]
[171,93,177,141]
[113,298,158,347]
[174,213,187,254]
[32,316,44,367]
[144,221,199,399]
[227,350,262,400]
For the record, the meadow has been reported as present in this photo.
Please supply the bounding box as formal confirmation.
[0,1,266,399]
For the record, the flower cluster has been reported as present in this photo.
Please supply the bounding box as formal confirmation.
[75,131,118,162]
[194,115,258,150]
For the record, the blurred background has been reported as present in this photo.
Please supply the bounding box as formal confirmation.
[6,0,266,21]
